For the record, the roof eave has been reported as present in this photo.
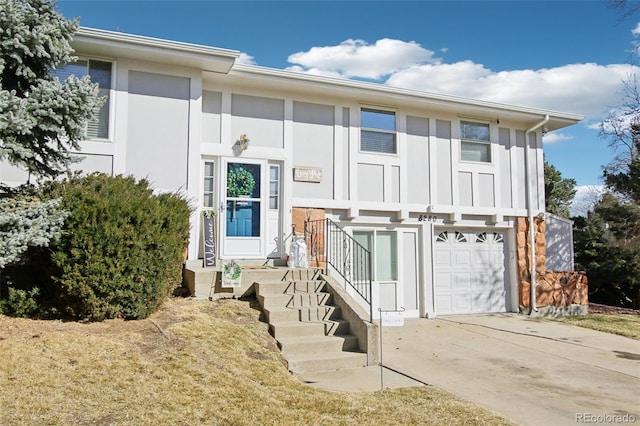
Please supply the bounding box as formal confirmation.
[229,64,583,131]
[74,27,240,74]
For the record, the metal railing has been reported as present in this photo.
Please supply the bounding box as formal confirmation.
[304,218,373,322]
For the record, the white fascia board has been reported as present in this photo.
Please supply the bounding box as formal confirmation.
[229,64,584,131]
[74,27,240,74]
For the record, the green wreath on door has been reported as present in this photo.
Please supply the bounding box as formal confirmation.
[227,167,256,197]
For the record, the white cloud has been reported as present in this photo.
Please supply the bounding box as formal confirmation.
[285,38,639,120]
[570,185,605,217]
[286,65,346,79]
[236,52,256,65]
[287,38,439,80]
[632,22,640,37]
[387,62,638,119]
[543,132,573,145]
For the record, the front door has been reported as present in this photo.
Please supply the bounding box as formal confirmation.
[220,159,267,259]
[353,228,420,318]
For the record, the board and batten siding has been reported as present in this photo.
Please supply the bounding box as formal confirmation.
[202,90,222,144]
[126,71,190,192]
[405,116,430,205]
[435,119,453,205]
[231,94,284,149]
[291,101,335,200]
[498,127,514,208]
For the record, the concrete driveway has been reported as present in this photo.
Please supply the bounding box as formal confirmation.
[381,314,640,426]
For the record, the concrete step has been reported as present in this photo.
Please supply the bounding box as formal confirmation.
[264,305,343,323]
[258,292,332,310]
[269,321,327,339]
[298,305,340,322]
[270,319,351,339]
[255,280,326,295]
[286,351,367,374]
[264,307,301,323]
[278,334,360,355]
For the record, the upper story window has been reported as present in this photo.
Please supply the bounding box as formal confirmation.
[460,121,491,162]
[361,108,396,154]
[52,59,112,140]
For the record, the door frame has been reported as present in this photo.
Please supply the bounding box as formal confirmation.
[219,157,268,259]
[351,227,420,318]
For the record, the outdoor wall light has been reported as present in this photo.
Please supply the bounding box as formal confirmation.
[237,133,250,151]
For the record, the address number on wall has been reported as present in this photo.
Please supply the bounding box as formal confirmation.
[418,215,437,222]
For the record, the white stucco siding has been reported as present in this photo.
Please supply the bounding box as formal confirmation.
[435,120,453,205]
[478,173,495,207]
[357,163,384,202]
[126,71,190,192]
[291,101,334,200]
[514,130,528,209]
[458,171,473,206]
[70,154,113,175]
[406,116,430,205]
[231,94,284,149]
[341,107,350,200]
[202,90,222,144]
[0,160,29,186]
[498,127,514,208]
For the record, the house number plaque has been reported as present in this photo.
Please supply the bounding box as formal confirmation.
[294,167,322,183]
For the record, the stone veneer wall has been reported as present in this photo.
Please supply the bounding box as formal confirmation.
[291,207,325,267]
[516,217,588,313]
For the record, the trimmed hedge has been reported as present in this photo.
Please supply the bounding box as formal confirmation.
[1,173,192,321]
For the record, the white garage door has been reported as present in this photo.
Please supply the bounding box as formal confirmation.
[434,230,507,315]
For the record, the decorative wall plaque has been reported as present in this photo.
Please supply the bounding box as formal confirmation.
[293,167,322,183]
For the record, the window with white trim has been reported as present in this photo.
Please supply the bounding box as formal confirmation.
[353,230,398,281]
[52,59,112,140]
[269,165,280,210]
[460,121,491,162]
[203,161,215,208]
[360,108,396,154]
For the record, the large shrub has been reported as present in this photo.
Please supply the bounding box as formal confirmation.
[41,173,191,320]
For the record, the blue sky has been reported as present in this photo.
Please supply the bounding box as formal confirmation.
[57,0,640,212]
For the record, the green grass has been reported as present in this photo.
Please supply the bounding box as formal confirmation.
[552,314,640,340]
[0,297,515,426]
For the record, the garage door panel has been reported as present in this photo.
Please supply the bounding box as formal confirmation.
[453,295,472,313]
[435,272,452,289]
[434,251,451,268]
[453,272,471,289]
[434,228,508,315]
[473,272,490,289]
[472,250,491,266]
[453,251,471,267]
[436,295,453,313]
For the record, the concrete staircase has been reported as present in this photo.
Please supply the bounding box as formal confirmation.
[255,269,367,374]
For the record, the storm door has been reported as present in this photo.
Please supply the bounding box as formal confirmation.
[220,159,267,259]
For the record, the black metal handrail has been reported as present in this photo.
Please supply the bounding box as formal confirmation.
[304,218,373,322]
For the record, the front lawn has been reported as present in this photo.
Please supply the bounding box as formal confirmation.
[0,297,515,425]
[552,313,640,340]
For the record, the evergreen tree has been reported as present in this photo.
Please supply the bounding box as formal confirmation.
[574,76,640,309]
[0,0,101,268]
[544,160,577,218]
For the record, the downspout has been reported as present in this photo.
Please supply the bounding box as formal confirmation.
[524,114,549,314]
